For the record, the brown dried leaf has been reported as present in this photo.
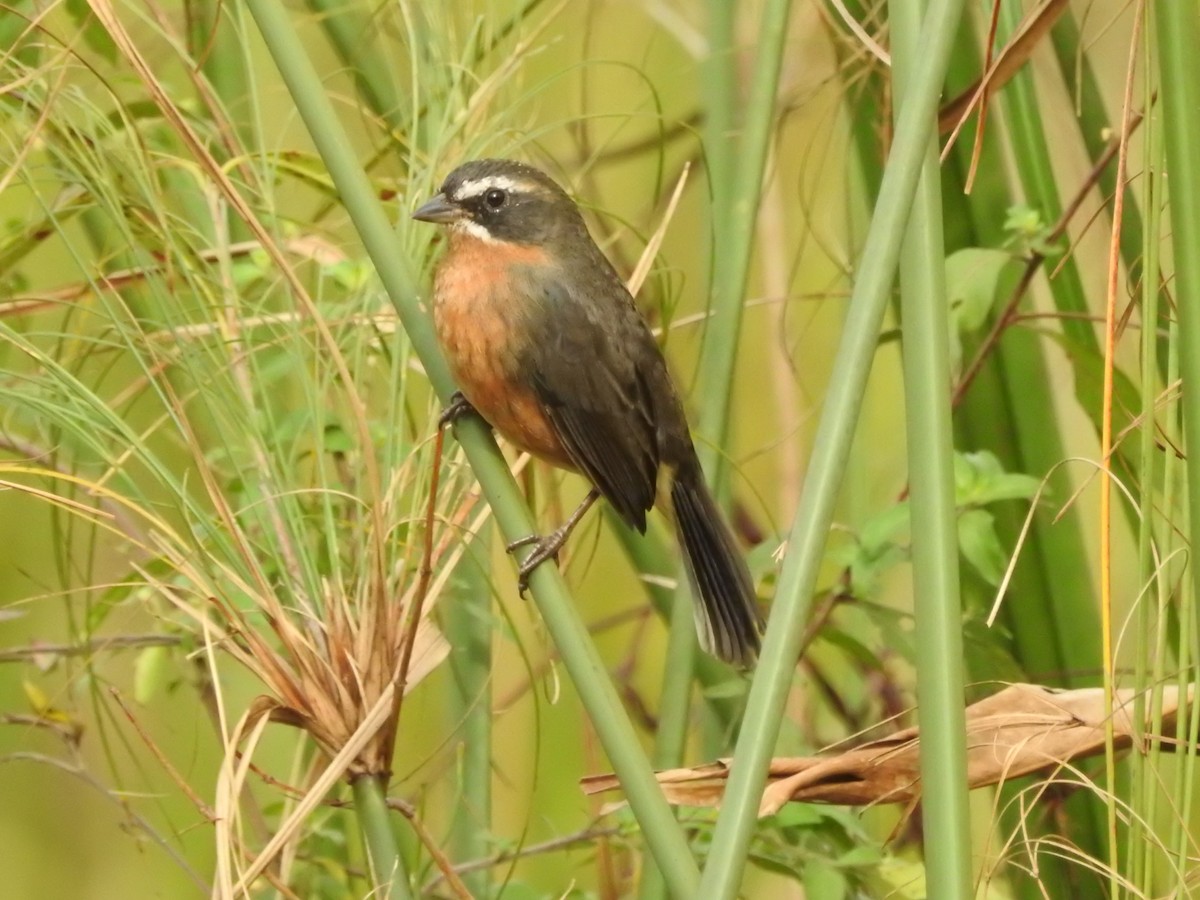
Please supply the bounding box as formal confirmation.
[938,0,1069,137]
[582,683,1191,816]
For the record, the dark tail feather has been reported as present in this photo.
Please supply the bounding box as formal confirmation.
[670,467,763,667]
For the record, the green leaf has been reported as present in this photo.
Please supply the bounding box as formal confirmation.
[766,803,826,829]
[961,617,1026,684]
[859,500,911,551]
[953,450,1040,506]
[834,501,913,597]
[1003,203,1063,257]
[945,247,1016,334]
[816,627,885,671]
[836,844,885,868]
[957,508,1007,586]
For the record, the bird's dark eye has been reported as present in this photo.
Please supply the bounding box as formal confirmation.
[484,188,507,209]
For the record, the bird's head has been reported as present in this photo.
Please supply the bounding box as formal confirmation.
[412,159,587,247]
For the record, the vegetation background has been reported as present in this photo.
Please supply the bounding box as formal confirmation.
[1,0,1196,897]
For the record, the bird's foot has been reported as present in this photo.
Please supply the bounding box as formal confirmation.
[505,490,600,593]
[439,391,477,429]
[507,528,570,594]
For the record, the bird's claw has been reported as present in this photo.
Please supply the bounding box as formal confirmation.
[507,531,567,594]
[439,391,477,429]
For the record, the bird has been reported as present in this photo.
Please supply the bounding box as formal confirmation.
[412,158,763,667]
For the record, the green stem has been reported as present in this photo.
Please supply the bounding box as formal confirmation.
[697,2,966,895]
[696,0,792,482]
[1130,11,1164,890]
[941,27,1106,893]
[1155,0,1200,667]
[445,525,493,898]
[890,0,971,896]
[244,1,699,893]
[351,774,411,900]
[1156,8,1200,898]
[701,0,736,262]
[637,575,698,900]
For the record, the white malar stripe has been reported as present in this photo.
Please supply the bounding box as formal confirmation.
[450,218,498,243]
[452,174,526,201]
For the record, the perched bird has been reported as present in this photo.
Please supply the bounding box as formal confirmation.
[413,159,763,667]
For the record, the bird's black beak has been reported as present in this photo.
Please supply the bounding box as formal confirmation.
[411,192,462,224]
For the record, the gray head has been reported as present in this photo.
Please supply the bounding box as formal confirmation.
[412,159,587,246]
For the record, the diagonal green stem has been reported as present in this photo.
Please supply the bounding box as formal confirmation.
[243,0,699,893]
[696,1,966,895]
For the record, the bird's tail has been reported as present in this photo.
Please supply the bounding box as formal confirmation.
[670,465,763,667]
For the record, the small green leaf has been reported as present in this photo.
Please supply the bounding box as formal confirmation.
[766,803,826,829]
[962,617,1025,683]
[957,508,1007,586]
[1003,203,1063,257]
[945,247,1015,334]
[859,501,911,552]
[836,844,885,868]
[954,450,1040,506]
[836,502,912,598]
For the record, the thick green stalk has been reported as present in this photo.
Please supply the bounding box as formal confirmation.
[351,774,411,900]
[651,591,698,771]
[1129,15,1163,890]
[445,526,493,899]
[939,26,1105,895]
[1156,0,1200,666]
[244,1,699,893]
[638,559,700,900]
[646,4,794,885]
[890,0,971,896]
[1157,12,1200,897]
[695,0,792,481]
[696,2,966,895]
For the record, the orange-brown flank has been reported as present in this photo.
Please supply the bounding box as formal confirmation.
[433,232,574,468]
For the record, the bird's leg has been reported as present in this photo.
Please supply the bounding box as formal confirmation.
[509,488,600,593]
[439,390,479,429]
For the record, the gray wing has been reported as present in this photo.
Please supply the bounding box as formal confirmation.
[516,271,669,532]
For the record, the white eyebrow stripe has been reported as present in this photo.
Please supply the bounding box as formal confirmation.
[450,218,498,243]
[452,174,526,200]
